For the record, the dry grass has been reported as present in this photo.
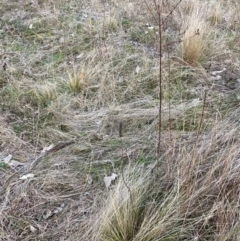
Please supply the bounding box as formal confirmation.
[0,0,240,240]
[181,7,212,65]
[89,166,189,241]
[175,1,227,65]
[86,108,240,241]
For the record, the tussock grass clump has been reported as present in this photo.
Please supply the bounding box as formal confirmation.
[33,82,58,105]
[90,168,190,241]
[67,69,86,93]
[180,4,218,65]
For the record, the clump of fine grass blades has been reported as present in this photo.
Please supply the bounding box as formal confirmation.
[178,2,225,66]
[33,82,57,105]
[89,166,190,241]
[67,68,86,93]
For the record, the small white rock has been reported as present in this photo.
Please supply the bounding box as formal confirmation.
[135,66,140,74]
[59,37,65,43]
[209,75,222,81]
[3,154,12,164]
[20,173,34,180]
[29,225,37,233]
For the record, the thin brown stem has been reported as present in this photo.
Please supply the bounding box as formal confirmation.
[162,0,183,27]
[143,0,158,23]
[166,38,172,144]
[157,4,162,159]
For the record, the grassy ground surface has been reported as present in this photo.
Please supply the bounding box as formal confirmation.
[1,0,240,240]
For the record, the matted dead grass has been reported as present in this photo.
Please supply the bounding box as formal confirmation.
[83,108,240,241]
[0,0,240,240]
